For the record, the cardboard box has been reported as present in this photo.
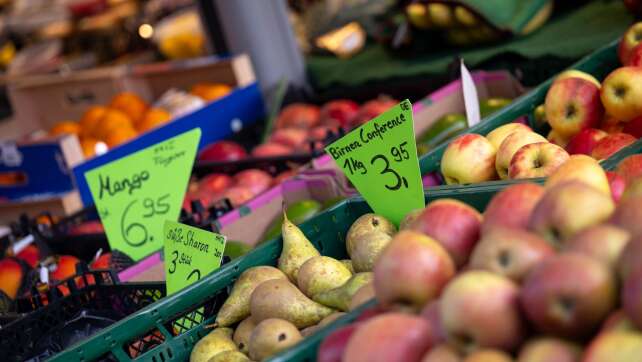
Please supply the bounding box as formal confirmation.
[7,54,255,132]
[118,170,350,282]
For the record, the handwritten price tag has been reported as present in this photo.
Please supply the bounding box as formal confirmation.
[85,129,201,261]
[325,100,424,225]
[163,220,226,295]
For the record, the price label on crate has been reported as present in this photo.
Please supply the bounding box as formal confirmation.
[163,220,226,295]
[85,129,201,261]
[325,100,424,225]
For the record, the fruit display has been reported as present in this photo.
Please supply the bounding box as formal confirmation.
[48,84,232,159]
[437,22,642,185]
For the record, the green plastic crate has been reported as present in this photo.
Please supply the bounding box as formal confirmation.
[418,38,620,176]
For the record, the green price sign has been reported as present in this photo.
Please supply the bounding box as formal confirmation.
[85,128,201,261]
[163,220,226,295]
[325,100,425,225]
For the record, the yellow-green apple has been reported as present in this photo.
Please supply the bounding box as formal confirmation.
[408,199,482,268]
[441,134,497,184]
[495,131,547,179]
[469,226,555,283]
[565,128,607,155]
[486,123,532,150]
[616,154,642,185]
[545,154,611,196]
[421,344,462,362]
[373,230,455,308]
[343,313,433,362]
[582,331,642,362]
[547,129,570,148]
[622,115,642,137]
[529,181,615,246]
[563,224,630,271]
[440,271,525,352]
[622,264,642,330]
[516,338,581,362]
[556,69,601,88]
[534,104,547,129]
[508,142,570,179]
[606,171,626,202]
[520,253,616,339]
[482,183,545,233]
[601,67,642,121]
[463,349,513,362]
[545,77,603,137]
[591,133,637,160]
[601,309,637,333]
[618,22,642,65]
[618,236,642,280]
[611,196,642,237]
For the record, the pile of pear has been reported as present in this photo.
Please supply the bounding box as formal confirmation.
[189,211,397,362]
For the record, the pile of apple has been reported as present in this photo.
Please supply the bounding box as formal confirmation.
[440,21,642,186]
[312,153,642,362]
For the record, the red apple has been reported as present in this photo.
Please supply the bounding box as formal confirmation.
[374,230,455,308]
[618,22,642,65]
[273,169,297,184]
[351,97,398,127]
[221,185,255,207]
[591,133,636,160]
[606,171,626,202]
[269,128,308,149]
[409,199,482,268]
[441,134,498,184]
[563,224,631,271]
[198,141,247,162]
[616,154,642,185]
[234,169,273,196]
[623,115,642,138]
[628,42,642,67]
[419,301,447,346]
[251,142,293,157]
[16,244,40,268]
[342,313,433,362]
[276,103,320,129]
[198,173,234,195]
[600,114,625,134]
[622,264,642,330]
[601,66,642,121]
[318,323,360,362]
[319,99,359,128]
[517,338,581,362]
[440,271,526,352]
[565,128,607,155]
[545,77,603,138]
[482,183,545,234]
[308,126,336,142]
[508,142,570,180]
[601,309,638,333]
[0,258,24,299]
[619,236,642,280]
[520,253,616,339]
[611,196,642,237]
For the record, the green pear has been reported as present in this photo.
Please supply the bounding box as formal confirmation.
[189,328,237,362]
[250,279,334,328]
[297,256,352,298]
[350,231,392,272]
[207,351,251,362]
[346,214,396,257]
[249,318,303,361]
[233,317,256,354]
[278,212,320,282]
[314,272,373,311]
[399,209,422,230]
[215,266,287,327]
[341,259,355,273]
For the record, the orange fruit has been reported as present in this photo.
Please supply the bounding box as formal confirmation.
[104,126,138,148]
[190,83,232,102]
[94,109,134,141]
[109,92,148,125]
[79,106,107,137]
[50,121,80,136]
[80,137,106,158]
[137,108,172,132]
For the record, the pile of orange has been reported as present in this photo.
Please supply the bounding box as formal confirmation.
[49,83,232,159]
[49,92,172,158]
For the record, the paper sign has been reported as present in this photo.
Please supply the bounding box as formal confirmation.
[460,60,481,127]
[85,128,201,261]
[325,100,424,225]
[163,220,226,295]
